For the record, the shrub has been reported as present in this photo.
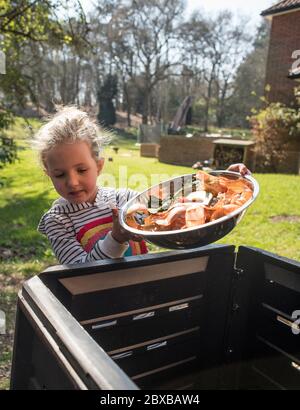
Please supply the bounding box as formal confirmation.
[0,109,18,180]
[0,108,14,130]
[250,101,300,172]
[0,136,18,170]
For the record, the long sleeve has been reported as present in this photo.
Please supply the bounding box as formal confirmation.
[40,214,129,265]
[37,187,143,265]
[102,187,138,209]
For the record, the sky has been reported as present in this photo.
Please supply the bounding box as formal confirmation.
[80,0,275,15]
[80,0,276,32]
[187,0,274,15]
[186,0,275,29]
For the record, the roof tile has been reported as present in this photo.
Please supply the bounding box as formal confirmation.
[261,0,300,16]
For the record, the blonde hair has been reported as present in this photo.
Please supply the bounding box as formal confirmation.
[33,105,110,166]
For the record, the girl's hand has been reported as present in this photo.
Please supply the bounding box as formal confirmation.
[111,208,143,244]
[227,163,251,176]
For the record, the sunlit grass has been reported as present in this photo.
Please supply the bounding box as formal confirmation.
[0,118,300,389]
[1,139,300,265]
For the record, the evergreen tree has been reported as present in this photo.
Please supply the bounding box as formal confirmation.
[97,74,118,126]
[225,21,270,128]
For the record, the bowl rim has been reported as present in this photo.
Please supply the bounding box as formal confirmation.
[119,170,259,237]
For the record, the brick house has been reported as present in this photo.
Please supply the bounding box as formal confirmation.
[261,0,300,105]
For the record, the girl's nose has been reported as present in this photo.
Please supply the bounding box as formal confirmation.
[67,172,79,188]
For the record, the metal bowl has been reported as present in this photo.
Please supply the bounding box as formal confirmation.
[119,171,259,249]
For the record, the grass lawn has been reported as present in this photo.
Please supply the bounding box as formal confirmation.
[0,119,300,389]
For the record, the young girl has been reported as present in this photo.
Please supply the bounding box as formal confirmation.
[35,106,250,265]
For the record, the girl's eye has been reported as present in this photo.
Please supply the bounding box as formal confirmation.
[78,169,87,173]
[54,174,64,178]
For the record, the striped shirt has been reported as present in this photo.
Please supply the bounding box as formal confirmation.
[38,187,147,265]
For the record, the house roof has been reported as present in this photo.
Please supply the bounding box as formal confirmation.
[261,0,300,16]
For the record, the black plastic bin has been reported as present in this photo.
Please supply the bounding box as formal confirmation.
[10,245,300,390]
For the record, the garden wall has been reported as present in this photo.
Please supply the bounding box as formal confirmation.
[140,143,160,158]
[158,135,216,166]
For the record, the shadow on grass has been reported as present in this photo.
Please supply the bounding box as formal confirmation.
[0,175,16,189]
[0,190,54,260]
[111,127,137,140]
[0,191,56,389]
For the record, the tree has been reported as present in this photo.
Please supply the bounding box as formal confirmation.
[181,10,251,131]
[226,20,270,128]
[97,74,118,126]
[0,0,89,111]
[106,0,184,124]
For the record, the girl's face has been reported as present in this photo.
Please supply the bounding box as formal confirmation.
[45,141,104,204]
